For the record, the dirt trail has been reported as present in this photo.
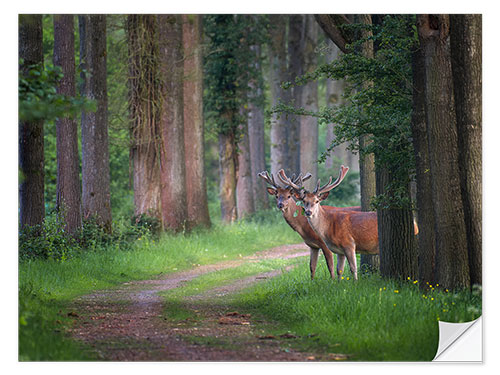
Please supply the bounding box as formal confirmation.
[69,243,338,361]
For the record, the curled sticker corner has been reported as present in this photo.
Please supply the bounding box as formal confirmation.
[433,316,482,362]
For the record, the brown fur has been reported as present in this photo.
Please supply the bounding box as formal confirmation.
[298,191,378,280]
[267,186,360,279]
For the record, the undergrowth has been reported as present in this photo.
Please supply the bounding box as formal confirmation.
[234,261,482,361]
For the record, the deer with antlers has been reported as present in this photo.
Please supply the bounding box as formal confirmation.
[278,166,380,281]
[258,170,360,280]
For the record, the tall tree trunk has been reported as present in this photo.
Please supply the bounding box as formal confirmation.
[248,44,269,211]
[355,14,379,271]
[411,37,437,286]
[299,15,319,191]
[236,115,255,218]
[219,129,237,223]
[79,15,112,232]
[450,14,482,286]
[126,15,162,221]
[158,14,188,232]
[183,14,211,228]
[19,14,45,229]
[376,167,418,280]
[53,14,81,234]
[268,15,289,178]
[417,14,470,289]
[287,14,304,176]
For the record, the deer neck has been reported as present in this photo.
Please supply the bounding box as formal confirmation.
[306,204,327,236]
[281,201,305,232]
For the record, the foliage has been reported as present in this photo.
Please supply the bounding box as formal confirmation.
[277,15,417,209]
[19,214,78,261]
[203,15,268,138]
[19,212,151,262]
[19,61,95,123]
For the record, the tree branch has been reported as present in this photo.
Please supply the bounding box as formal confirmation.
[314,14,353,53]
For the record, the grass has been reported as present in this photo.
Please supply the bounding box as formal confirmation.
[18,207,482,362]
[18,211,301,361]
[234,260,482,361]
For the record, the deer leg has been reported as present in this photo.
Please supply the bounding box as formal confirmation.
[344,247,358,280]
[320,247,335,279]
[309,247,320,280]
[336,254,346,279]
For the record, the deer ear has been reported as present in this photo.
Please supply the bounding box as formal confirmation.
[266,187,277,196]
[318,191,330,201]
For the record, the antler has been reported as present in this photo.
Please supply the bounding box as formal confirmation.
[313,165,350,195]
[277,169,312,191]
[258,170,282,189]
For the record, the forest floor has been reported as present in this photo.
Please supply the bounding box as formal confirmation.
[68,243,342,361]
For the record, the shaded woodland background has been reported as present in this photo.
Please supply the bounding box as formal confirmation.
[18,14,481,291]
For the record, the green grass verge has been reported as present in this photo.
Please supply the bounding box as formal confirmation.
[234,261,482,362]
[18,212,301,361]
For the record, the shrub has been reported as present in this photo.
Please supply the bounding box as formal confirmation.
[19,213,153,262]
[19,214,80,261]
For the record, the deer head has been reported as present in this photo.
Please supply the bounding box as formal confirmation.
[258,170,311,211]
[278,166,349,218]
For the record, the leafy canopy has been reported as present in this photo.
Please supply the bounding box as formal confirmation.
[277,15,418,209]
[19,61,95,123]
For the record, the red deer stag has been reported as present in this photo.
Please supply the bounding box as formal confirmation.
[258,170,360,280]
[278,166,379,281]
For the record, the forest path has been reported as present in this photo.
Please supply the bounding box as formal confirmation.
[68,243,340,361]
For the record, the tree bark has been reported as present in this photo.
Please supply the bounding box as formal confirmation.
[19,14,45,229]
[158,14,188,232]
[126,15,162,221]
[287,14,304,176]
[53,14,81,234]
[450,14,482,286]
[314,14,354,54]
[219,129,238,223]
[376,167,418,280]
[183,14,211,228]
[299,15,319,191]
[411,37,437,286]
[355,14,379,271]
[417,14,470,289]
[79,15,112,232]
[268,15,289,178]
[236,115,255,219]
[248,44,269,211]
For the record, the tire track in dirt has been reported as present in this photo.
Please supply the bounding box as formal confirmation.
[68,243,335,361]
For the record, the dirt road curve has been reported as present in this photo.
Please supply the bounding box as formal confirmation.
[68,243,338,361]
